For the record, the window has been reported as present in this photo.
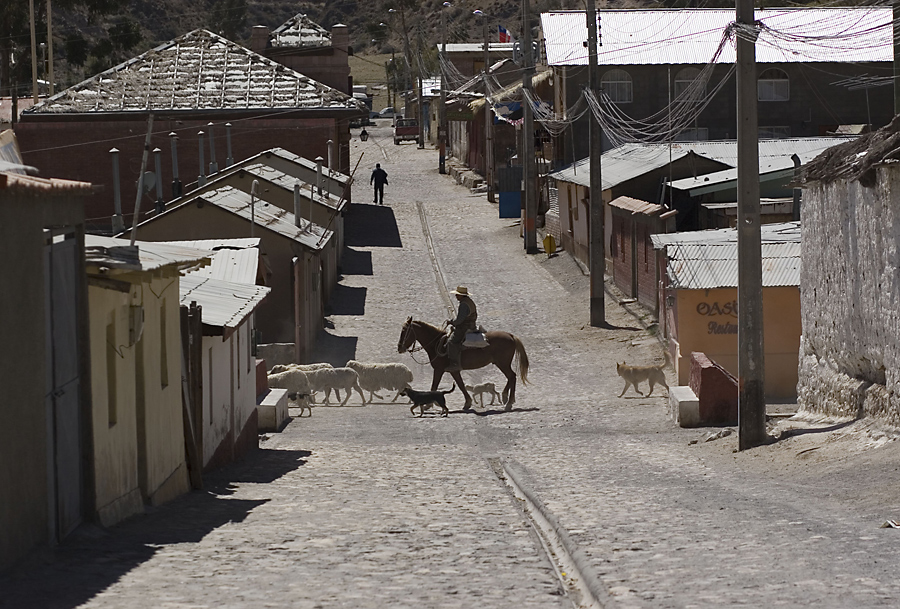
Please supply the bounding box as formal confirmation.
[675,128,709,142]
[566,185,574,233]
[160,299,168,388]
[759,126,791,139]
[758,68,789,101]
[673,68,705,101]
[601,69,632,103]
[107,319,117,426]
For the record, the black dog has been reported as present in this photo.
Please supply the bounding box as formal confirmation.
[401,384,456,417]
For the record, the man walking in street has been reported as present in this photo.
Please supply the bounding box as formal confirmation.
[371,163,389,205]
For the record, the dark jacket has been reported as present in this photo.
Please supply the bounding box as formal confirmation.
[370,167,388,186]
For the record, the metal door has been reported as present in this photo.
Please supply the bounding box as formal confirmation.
[44,228,83,540]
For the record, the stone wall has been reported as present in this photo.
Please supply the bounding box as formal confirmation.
[799,165,900,427]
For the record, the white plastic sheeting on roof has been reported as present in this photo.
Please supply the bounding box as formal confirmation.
[666,242,801,289]
[29,29,363,114]
[179,274,269,330]
[541,8,892,66]
[549,138,854,190]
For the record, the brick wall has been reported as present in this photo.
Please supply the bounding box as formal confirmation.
[15,114,352,231]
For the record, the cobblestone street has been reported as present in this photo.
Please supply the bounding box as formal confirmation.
[4,123,900,608]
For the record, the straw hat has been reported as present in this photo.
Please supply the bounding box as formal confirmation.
[450,286,472,296]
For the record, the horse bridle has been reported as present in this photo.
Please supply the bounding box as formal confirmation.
[401,319,447,366]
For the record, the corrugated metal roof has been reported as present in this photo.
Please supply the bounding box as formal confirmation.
[262,148,350,185]
[179,274,269,329]
[667,137,851,193]
[549,138,854,189]
[239,162,342,210]
[667,242,801,289]
[609,196,663,215]
[185,185,332,250]
[165,238,262,285]
[651,220,801,249]
[0,171,92,193]
[443,43,515,54]
[271,13,331,49]
[26,29,363,114]
[85,235,210,272]
[541,8,892,66]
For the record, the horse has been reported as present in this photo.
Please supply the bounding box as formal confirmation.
[397,317,529,411]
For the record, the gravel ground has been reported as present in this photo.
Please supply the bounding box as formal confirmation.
[3,123,900,609]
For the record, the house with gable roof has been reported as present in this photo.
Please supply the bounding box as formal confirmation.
[15,29,366,233]
[541,8,894,165]
[250,14,352,95]
[120,184,335,364]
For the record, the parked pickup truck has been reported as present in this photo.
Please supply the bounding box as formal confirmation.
[393,118,420,145]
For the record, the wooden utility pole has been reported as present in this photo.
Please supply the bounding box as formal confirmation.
[522,0,537,253]
[894,1,900,115]
[29,0,38,102]
[477,11,495,202]
[736,0,767,449]
[439,3,448,174]
[587,0,605,326]
[46,0,54,96]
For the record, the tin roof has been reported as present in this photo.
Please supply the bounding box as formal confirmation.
[609,196,664,215]
[541,8,892,66]
[26,29,363,114]
[260,148,350,185]
[666,241,801,289]
[271,14,331,49]
[160,185,332,251]
[0,171,91,193]
[549,138,854,190]
[651,220,801,249]
[85,235,211,272]
[165,238,262,285]
[443,43,515,55]
[179,274,269,330]
[667,138,850,194]
[239,162,342,210]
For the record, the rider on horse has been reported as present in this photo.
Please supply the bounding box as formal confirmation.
[446,286,477,371]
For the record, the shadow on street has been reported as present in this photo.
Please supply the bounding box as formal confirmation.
[0,448,312,609]
[344,203,403,248]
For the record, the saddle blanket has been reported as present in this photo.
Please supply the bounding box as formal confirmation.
[463,332,489,348]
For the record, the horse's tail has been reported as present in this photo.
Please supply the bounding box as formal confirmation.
[513,335,530,386]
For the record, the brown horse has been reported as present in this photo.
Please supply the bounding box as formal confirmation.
[397,317,529,411]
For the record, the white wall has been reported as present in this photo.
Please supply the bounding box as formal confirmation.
[203,320,258,466]
[798,166,900,426]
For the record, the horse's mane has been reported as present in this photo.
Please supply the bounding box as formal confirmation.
[411,319,443,333]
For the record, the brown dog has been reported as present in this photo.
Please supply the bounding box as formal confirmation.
[616,352,670,397]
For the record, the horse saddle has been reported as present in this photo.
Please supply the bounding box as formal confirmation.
[463,326,489,348]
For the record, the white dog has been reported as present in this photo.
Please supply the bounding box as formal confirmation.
[465,382,502,407]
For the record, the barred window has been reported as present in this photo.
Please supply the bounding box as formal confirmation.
[601,69,633,104]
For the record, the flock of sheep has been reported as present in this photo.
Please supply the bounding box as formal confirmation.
[266,361,415,415]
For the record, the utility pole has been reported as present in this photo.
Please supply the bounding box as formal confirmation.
[415,24,425,149]
[587,0,605,327]
[46,0,54,96]
[522,0,537,253]
[439,2,449,174]
[29,0,38,102]
[475,10,495,202]
[736,0,767,450]
[895,0,900,114]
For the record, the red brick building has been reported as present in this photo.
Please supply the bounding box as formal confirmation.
[15,29,365,233]
[609,196,676,312]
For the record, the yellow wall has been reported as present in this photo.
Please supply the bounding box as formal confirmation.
[88,282,142,527]
[673,286,801,400]
[135,273,189,506]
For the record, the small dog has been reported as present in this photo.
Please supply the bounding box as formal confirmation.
[616,352,670,397]
[287,392,312,417]
[401,384,456,417]
[465,382,502,407]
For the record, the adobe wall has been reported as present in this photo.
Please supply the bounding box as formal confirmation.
[798,167,900,426]
[15,115,351,232]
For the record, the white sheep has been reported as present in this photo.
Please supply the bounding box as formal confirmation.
[266,369,313,412]
[307,367,366,406]
[269,362,333,374]
[345,360,414,404]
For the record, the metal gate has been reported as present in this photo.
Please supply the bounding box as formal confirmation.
[44,227,83,540]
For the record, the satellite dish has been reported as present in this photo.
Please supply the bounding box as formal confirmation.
[137,171,156,194]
